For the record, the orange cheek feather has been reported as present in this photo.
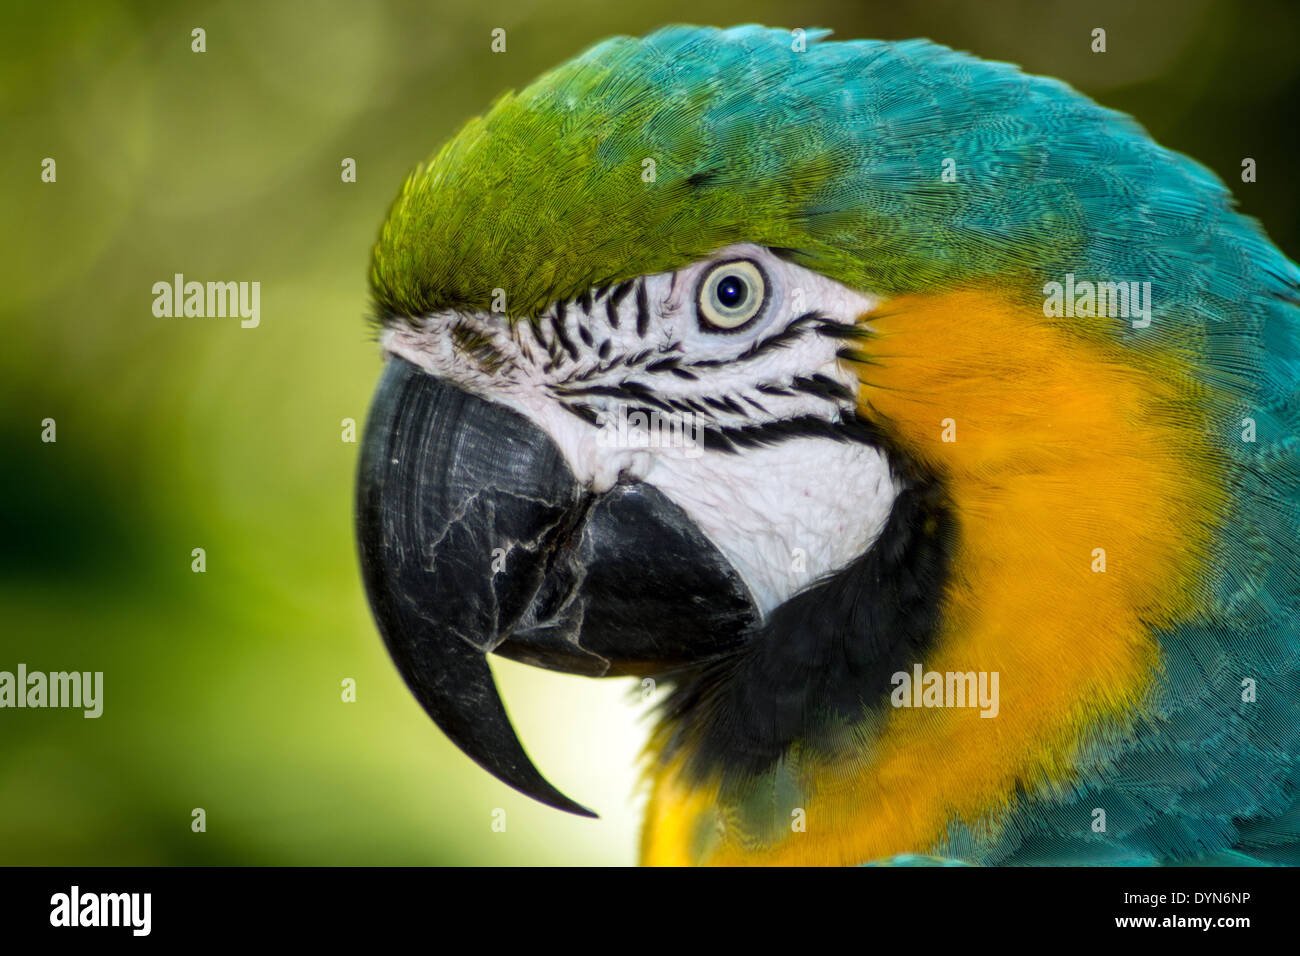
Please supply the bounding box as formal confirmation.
[641,288,1226,866]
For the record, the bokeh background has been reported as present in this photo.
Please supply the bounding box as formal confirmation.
[3,0,1298,865]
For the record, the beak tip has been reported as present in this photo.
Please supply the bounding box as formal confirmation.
[563,801,600,820]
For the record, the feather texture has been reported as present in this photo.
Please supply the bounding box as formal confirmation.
[373,25,1300,865]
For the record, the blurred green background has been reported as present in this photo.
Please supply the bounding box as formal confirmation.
[2,0,1297,865]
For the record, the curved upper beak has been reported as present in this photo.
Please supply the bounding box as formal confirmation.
[355,356,758,815]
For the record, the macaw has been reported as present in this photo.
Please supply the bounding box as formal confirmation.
[355,25,1300,866]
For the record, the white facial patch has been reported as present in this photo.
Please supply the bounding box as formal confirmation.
[641,436,899,615]
[382,244,900,616]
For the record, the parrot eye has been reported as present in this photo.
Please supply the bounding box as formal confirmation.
[697,259,768,332]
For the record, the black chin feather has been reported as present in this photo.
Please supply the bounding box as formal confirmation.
[656,465,956,784]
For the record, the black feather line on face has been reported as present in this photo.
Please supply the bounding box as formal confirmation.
[700,411,887,453]
[610,279,635,309]
[636,279,650,338]
[654,452,955,788]
[684,313,833,370]
[550,308,580,361]
[789,373,856,404]
[559,401,601,425]
[622,349,654,369]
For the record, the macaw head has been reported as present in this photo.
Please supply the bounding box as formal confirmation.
[358,26,1300,863]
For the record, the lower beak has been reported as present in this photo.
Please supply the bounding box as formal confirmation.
[355,356,758,815]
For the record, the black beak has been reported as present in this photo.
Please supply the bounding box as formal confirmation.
[356,356,758,815]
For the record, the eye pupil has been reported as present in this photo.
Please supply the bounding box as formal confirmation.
[716,275,746,308]
[696,258,766,332]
